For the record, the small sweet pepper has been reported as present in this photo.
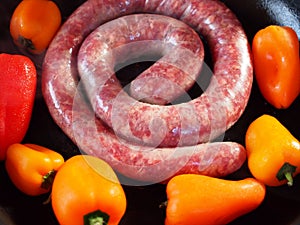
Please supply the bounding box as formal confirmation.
[245,114,300,186]
[51,155,127,225]
[164,174,266,225]
[252,25,300,109]
[0,53,37,160]
[10,0,61,54]
[5,143,64,196]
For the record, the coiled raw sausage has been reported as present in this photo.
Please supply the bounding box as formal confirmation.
[78,14,204,107]
[78,14,205,147]
[42,0,252,184]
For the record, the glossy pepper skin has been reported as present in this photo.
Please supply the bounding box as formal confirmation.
[5,143,64,196]
[51,155,127,225]
[252,25,300,109]
[246,114,300,186]
[165,174,266,225]
[10,0,61,54]
[0,53,37,160]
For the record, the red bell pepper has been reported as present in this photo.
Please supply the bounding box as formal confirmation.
[0,53,37,160]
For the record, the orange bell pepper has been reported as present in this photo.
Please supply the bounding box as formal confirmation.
[245,114,300,186]
[10,0,61,54]
[5,143,64,196]
[51,155,127,225]
[164,174,266,225]
[252,25,300,109]
[0,53,37,160]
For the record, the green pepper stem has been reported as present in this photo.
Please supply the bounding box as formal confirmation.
[41,170,57,190]
[285,172,294,186]
[43,193,52,205]
[276,162,297,186]
[84,210,109,225]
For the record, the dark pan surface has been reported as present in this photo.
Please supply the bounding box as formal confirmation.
[0,0,299,224]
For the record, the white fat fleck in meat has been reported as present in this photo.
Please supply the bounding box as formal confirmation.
[203,16,217,31]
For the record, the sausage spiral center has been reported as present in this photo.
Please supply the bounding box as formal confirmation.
[78,14,205,147]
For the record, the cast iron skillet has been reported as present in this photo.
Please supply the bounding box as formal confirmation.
[0,0,299,224]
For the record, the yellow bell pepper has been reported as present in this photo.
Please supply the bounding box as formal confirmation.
[245,114,300,186]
